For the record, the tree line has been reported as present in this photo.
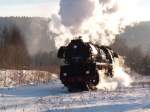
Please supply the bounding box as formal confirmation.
[111,37,150,76]
[0,22,59,73]
[0,17,149,75]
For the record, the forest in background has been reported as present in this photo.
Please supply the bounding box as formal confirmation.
[0,17,149,75]
[111,36,150,76]
[0,17,59,73]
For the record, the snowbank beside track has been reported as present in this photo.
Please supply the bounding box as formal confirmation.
[0,70,58,87]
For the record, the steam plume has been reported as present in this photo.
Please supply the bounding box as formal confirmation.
[49,0,140,48]
[59,0,94,27]
[96,56,132,91]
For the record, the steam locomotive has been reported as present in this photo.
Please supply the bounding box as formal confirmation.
[57,36,118,92]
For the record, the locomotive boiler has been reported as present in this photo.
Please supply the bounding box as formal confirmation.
[57,36,118,92]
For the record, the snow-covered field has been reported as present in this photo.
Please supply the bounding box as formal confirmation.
[0,75,150,112]
[0,70,57,87]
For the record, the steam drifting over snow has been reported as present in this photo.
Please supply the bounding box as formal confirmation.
[96,56,132,91]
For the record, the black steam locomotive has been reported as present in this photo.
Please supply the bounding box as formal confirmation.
[57,37,118,91]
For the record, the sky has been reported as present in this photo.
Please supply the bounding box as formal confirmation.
[0,0,150,21]
[0,0,60,17]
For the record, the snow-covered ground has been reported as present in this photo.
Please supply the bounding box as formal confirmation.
[0,70,57,87]
[0,77,150,112]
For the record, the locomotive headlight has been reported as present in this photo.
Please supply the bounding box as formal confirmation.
[93,80,96,82]
[73,45,77,49]
[63,73,67,76]
[85,70,90,74]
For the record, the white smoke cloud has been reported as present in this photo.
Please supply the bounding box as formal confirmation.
[59,0,94,27]
[49,0,141,48]
[96,56,132,91]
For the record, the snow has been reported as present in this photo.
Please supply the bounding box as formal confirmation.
[0,70,57,87]
[0,77,150,112]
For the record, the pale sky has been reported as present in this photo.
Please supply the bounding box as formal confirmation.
[0,0,60,17]
[0,0,149,21]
